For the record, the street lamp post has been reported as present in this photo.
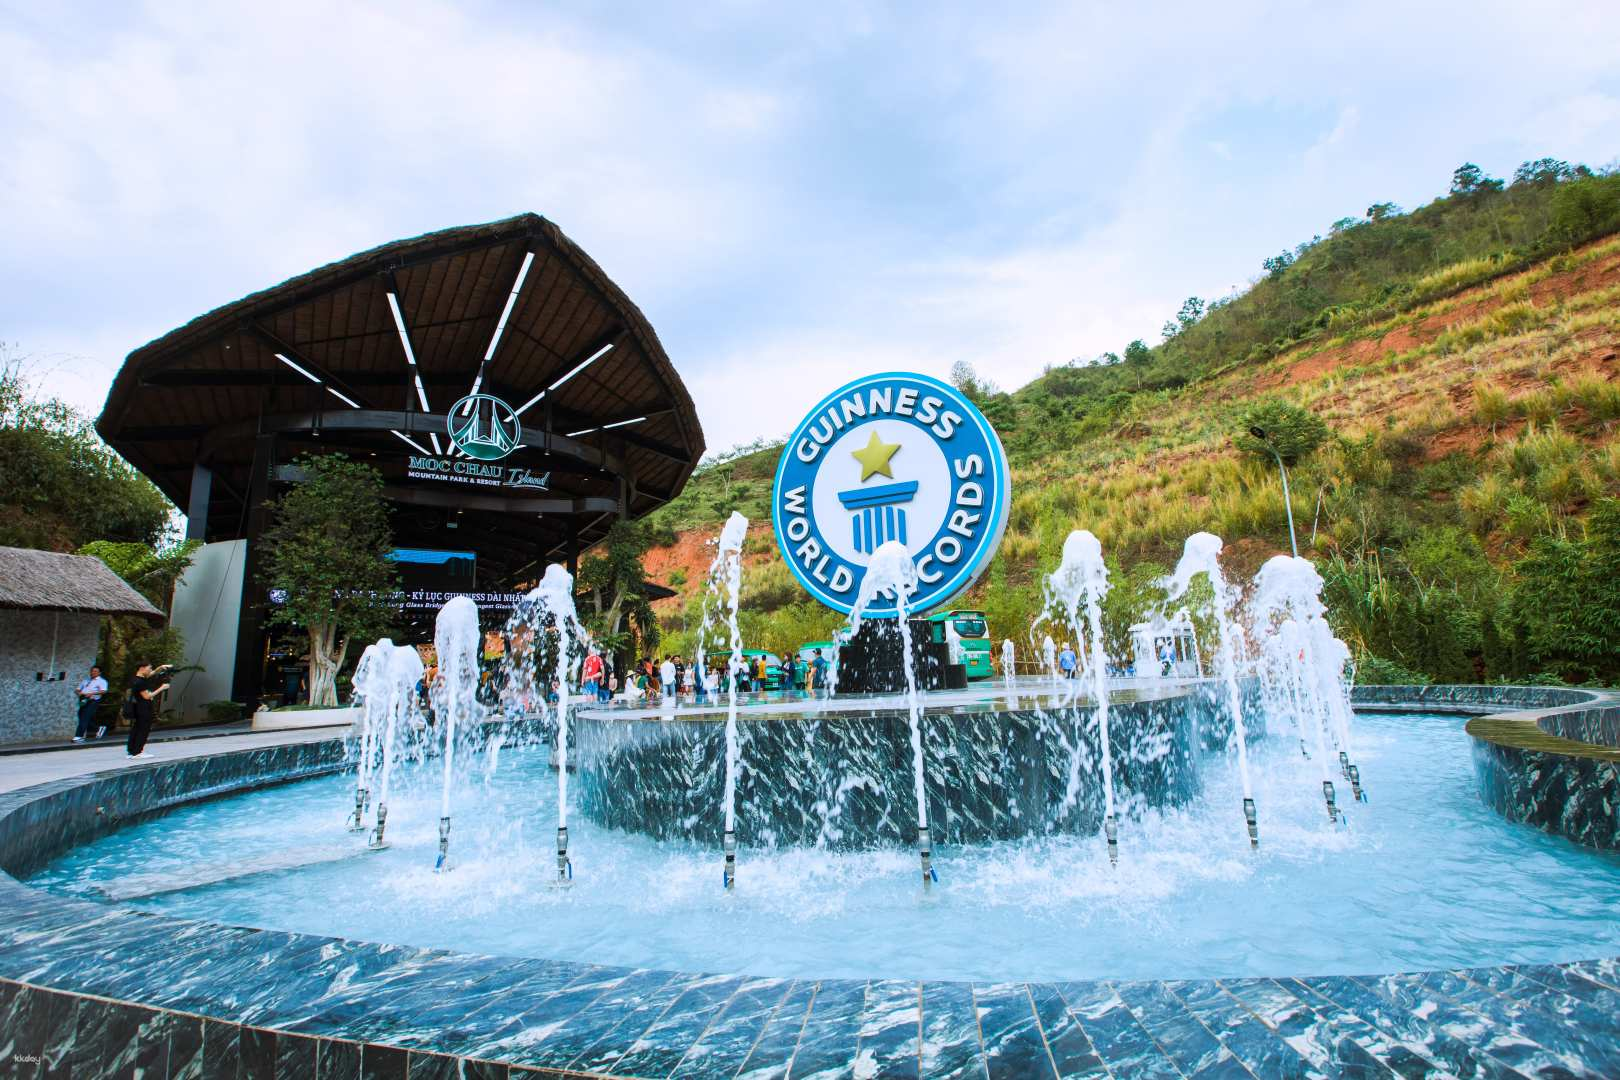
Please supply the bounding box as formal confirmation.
[1249,426,1299,558]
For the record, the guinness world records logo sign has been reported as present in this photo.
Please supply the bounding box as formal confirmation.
[448,393,522,461]
[772,372,1010,618]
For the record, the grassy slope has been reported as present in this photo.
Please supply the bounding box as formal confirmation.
[647,231,1620,667]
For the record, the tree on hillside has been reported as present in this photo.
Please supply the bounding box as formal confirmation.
[260,455,399,706]
[951,361,998,402]
[1512,158,1575,187]
[1262,251,1294,279]
[1365,202,1399,221]
[1161,297,1205,341]
[1234,400,1330,464]
[1450,162,1504,200]
[0,351,172,551]
[79,540,199,715]
[1550,173,1620,245]
[1506,498,1620,684]
[578,520,661,672]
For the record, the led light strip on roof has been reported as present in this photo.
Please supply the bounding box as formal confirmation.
[474,251,535,396]
[513,341,615,419]
[566,415,646,439]
[276,353,321,383]
[386,292,418,366]
[393,431,432,455]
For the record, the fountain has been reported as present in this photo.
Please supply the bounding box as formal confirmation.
[345,639,424,849]
[1001,638,1015,689]
[1163,532,1261,846]
[431,596,480,870]
[848,540,936,888]
[508,564,587,885]
[701,511,748,890]
[1251,554,1367,810]
[1044,530,1120,864]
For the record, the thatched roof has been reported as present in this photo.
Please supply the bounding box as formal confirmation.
[0,547,164,618]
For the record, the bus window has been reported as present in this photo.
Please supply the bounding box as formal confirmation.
[953,616,987,638]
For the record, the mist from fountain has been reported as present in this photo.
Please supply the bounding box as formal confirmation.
[511,564,586,884]
[432,596,481,870]
[1162,532,1261,847]
[1044,530,1119,863]
[848,540,936,887]
[1251,554,1365,810]
[701,512,749,890]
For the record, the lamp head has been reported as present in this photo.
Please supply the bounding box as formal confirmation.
[1248,426,1267,441]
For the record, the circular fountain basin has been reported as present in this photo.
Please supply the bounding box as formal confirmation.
[572,681,1215,848]
[25,699,1620,985]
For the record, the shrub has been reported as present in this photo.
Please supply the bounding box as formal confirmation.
[1234,400,1331,464]
[1472,381,1510,432]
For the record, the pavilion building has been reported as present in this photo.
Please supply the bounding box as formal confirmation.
[97,214,704,715]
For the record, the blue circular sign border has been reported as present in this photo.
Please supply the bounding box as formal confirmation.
[771,371,1011,618]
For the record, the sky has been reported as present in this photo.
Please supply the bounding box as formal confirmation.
[3,1,1618,457]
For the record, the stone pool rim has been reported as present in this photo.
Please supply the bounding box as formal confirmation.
[5,684,1620,1076]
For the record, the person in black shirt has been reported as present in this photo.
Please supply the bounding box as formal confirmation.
[126,662,172,759]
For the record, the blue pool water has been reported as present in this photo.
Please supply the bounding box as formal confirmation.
[28,712,1620,983]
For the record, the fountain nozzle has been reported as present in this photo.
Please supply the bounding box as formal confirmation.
[368,802,389,850]
[1338,750,1350,779]
[347,786,370,832]
[553,825,573,887]
[435,815,451,872]
[722,829,737,891]
[1347,764,1366,802]
[1243,797,1259,848]
[1322,781,1340,824]
[918,825,937,889]
[1104,814,1119,866]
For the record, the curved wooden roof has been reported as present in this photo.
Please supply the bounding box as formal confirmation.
[97,213,704,580]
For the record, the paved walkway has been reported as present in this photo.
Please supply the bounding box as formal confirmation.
[0,724,342,795]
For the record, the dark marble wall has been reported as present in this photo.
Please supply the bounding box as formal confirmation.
[574,692,1224,848]
[1471,735,1620,851]
[1390,683,1620,854]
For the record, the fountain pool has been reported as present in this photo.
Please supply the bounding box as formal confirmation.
[28,706,1620,984]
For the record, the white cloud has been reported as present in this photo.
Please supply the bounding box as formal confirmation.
[2,0,1619,454]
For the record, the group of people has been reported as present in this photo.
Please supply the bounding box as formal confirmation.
[575,646,834,704]
[69,660,174,760]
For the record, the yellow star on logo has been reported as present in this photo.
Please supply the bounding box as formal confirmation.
[851,430,901,481]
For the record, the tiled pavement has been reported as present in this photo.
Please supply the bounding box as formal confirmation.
[7,959,1620,1077]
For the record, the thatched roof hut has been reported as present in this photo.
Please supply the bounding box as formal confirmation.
[0,547,164,619]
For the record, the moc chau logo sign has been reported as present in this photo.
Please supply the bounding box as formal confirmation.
[448,393,522,461]
[772,372,1010,617]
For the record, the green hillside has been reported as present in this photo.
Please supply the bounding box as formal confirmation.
[649,160,1620,686]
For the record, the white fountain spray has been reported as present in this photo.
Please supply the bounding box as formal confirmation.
[432,596,481,871]
[346,641,387,832]
[1042,634,1058,684]
[1164,532,1260,848]
[1002,639,1016,690]
[703,512,748,891]
[849,540,936,889]
[521,564,584,885]
[1046,530,1119,864]
[1251,554,1365,813]
[366,641,423,850]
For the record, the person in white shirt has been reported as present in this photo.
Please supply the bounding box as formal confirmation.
[73,665,109,742]
[659,656,677,699]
